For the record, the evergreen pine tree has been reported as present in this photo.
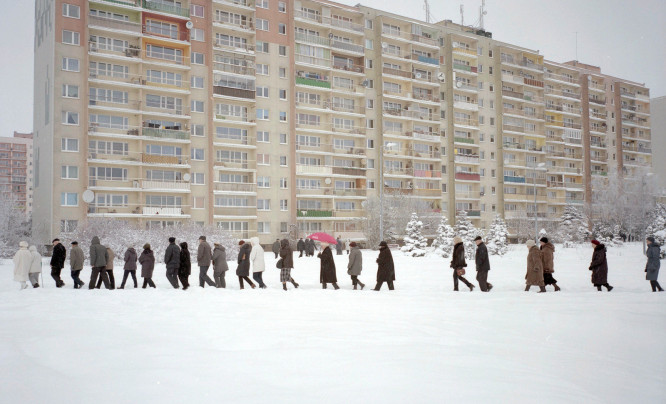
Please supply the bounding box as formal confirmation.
[432,216,455,258]
[401,213,428,257]
[558,205,589,247]
[486,215,508,255]
[453,210,481,260]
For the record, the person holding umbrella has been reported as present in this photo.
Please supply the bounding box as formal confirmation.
[374,241,395,291]
[318,241,339,290]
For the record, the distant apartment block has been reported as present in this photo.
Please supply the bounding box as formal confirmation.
[0,132,34,216]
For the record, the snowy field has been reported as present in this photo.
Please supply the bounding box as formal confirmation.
[0,242,664,404]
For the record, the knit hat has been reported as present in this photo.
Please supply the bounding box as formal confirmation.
[71,241,78,245]
[168,237,176,243]
[52,238,60,243]
[239,240,245,245]
[474,236,482,241]
[591,240,601,246]
[199,235,206,241]
[453,236,462,244]
[143,243,151,250]
[647,236,656,243]
[350,242,357,247]
[526,239,536,248]
[540,237,549,243]
[379,241,388,247]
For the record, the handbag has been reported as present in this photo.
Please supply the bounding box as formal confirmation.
[276,258,283,269]
[457,268,466,276]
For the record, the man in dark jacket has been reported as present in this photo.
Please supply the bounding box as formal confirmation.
[69,241,85,289]
[50,238,67,287]
[272,239,281,259]
[646,236,663,292]
[164,237,181,289]
[474,236,492,292]
[89,236,111,289]
[335,237,343,255]
[197,236,215,288]
[374,241,395,291]
[297,238,305,257]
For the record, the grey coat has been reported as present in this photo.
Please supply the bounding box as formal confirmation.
[197,241,212,266]
[236,243,252,277]
[646,243,661,281]
[89,236,108,268]
[139,249,155,278]
[212,245,229,274]
[272,241,281,254]
[347,246,362,276]
[164,242,181,270]
[69,245,84,271]
[124,248,137,271]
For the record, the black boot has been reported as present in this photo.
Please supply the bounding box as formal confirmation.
[353,285,357,290]
[291,280,299,288]
[525,285,530,292]
[554,284,561,292]
[538,286,546,293]
[651,281,657,292]
[468,284,475,292]
[359,281,365,290]
[333,283,340,290]
[322,283,327,289]
[596,285,602,291]
[487,283,493,291]
[283,283,287,291]
[604,284,613,292]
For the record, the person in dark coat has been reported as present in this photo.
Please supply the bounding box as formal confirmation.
[236,240,255,289]
[347,242,364,290]
[272,239,281,259]
[89,236,111,289]
[50,238,67,287]
[589,240,613,291]
[645,236,663,292]
[297,238,305,257]
[540,237,560,291]
[335,237,343,255]
[119,247,138,289]
[306,238,315,257]
[474,236,492,292]
[197,236,215,288]
[164,237,181,289]
[374,241,395,290]
[212,242,229,288]
[279,238,299,290]
[178,242,191,290]
[139,243,156,288]
[69,241,85,289]
[525,240,546,292]
[451,237,474,291]
[318,242,339,289]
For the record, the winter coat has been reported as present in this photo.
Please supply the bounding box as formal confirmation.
[475,242,490,272]
[13,242,32,282]
[123,248,137,271]
[105,248,115,270]
[318,246,337,283]
[236,243,252,277]
[589,244,609,285]
[89,236,108,268]
[376,246,395,282]
[249,237,265,273]
[272,240,281,254]
[347,245,362,276]
[197,241,212,267]
[29,246,42,274]
[540,243,555,274]
[646,243,661,281]
[526,245,545,286]
[164,242,181,271]
[50,242,66,269]
[139,249,155,278]
[69,245,84,271]
[212,245,229,274]
[450,242,467,269]
[279,239,294,269]
[297,239,305,252]
[335,239,343,253]
[179,244,191,276]
[306,239,315,255]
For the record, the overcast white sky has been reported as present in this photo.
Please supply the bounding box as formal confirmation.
[0,0,664,137]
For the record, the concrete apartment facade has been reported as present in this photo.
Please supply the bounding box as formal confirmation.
[32,0,653,243]
[0,132,34,217]
[650,96,666,194]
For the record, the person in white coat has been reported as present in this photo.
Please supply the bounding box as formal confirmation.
[28,245,42,288]
[249,237,266,289]
[13,241,32,289]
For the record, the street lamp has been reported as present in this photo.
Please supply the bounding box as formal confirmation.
[532,162,546,242]
[642,172,654,254]
[379,142,398,242]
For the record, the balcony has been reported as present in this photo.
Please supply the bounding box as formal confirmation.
[454,137,475,145]
[95,0,141,6]
[455,155,480,164]
[89,42,142,59]
[383,108,434,121]
[295,76,331,89]
[142,0,189,17]
[453,63,478,73]
[214,182,256,193]
[455,172,480,181]
[213,86,255,100]
[332,62,365,74]
[214,40,254,54]
[142,154,188,165]
[331,167,366,176]
[503,142,543,152]
[213,62,255,76]
[142,180,190,191]
[589,97,606,105]
[89,15,142,33]
[293,10,364,33]
[452,46,477,57]
[142,127,190,140]
[142,25,189,42]
[504,175,526,184]
[297,210,333,218]
[545,88,581,100]
[413,170,442,178]
[382,67,412,79]
[331,40,364,54]
[143,207,185,215]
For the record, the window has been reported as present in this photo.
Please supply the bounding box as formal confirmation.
[279,67,286,78]
[280,133,287,144]
[489,117,495,126]
[489,66,493,75]
[256,109,269,120]
[279,112,287,122]
[278,23,286,35]
[256,131,269,143]
[257,176,270,188]
[489,49,493,58]
[280,156,287,166]
[62,84,79,98]
[279,199,288,211]
[278,1,286,12]
[256,86,269,98]
[193,196,205,209]
[62,3,80,18]
[366,119,374,129]
[191,124,204,137]
[61,138,79,152]
[191,148,205,160]
[60,219,78,233]
[62,111,79,125]
[365,19,373,29]
[257,19,269,31]
[191,172,205,185]
[257,0,269,8]
[191,100,204,113]
[190,28,204,42]
[61,166,78,179]
[61,192,78,206]
[366,99,374,109]
[190,76,204,89]
[256,41,269,53]
[279,89,287,100]
[365,39,373,49]
[258,222,271,234]
[257,199,271,211]
[190,4,204,17]
[256,64,269,75]
[279,45,287,56]
[257,154,270,165]
[62,30,80,45]
[62,57,79,72]
[191,52,204,65]
[280,177,288,189]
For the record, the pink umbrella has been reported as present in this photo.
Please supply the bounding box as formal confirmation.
[307,232,337,244]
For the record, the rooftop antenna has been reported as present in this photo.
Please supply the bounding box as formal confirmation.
[575,31,578,61]
[424,0,431,23]
[479,0,487,30]
[460,4,464,26]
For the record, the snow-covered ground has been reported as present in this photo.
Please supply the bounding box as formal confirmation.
[0,243,664,404]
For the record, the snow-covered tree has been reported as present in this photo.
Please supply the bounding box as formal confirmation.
[401,213,428,257]
[559,205,590,247]
[431,216,455,258]
[647,203,666,250]
[0,194,36,258]
[486,215,508,256]
[454,211,481,260]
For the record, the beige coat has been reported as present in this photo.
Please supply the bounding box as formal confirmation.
[540,243,555,274]
[526,245,545,286]
[105,248,115,270]
[13,242,32,282]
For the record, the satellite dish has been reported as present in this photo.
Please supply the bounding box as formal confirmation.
[325,177,332,185]
[328,33,334,39]
[183,173,191,182]
[361,80,369,87]
[437,72,445,82]
[415,73,422,79]
[185,21,194,29]
[381,42,388,49]
[82,190,95,203]
[361,158,367,166]
[455,81,463,88]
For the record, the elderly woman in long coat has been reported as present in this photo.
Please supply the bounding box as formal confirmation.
[540,237,559,291]
[347,242,364,290]
[318,242,339,289]
[28,245,42,288]
[646,237,663,292]
[236,240,255,289]
[374,241,395,291]
[279,238,299,290]
[589,240,613,291]
[525,239,546,292]
[13,241,32,290]
[451,236,474,291]
[212,242,229,288]
[139,243,156,288]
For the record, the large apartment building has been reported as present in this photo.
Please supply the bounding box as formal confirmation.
[0,132,34,216]
[33,0,653,243]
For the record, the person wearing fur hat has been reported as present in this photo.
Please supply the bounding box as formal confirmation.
[13,241,32,290]
[645,236,663,292]
[451,236,474,291]
[164,237,181,289]
[236,240,255,289]
[50,238,67,288]
[69,241,85,289]
[589,240,613,291]
[347,242,365,290]
[525,240,546,292]
[318,241,339,290]
[474,236,492,292]
[539,237,559,291]
[139,243,156,288]
[374,241,395,291]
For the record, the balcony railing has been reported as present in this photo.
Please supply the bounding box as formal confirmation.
[297,210,333,218]
[142,0,189,17]
[453,63,478,73]
[213,62,255,76]
[89,15,142,33]
[454,155,480,164]
[454,137,475,145]
[142,127,190,140]
[455,172,481,181]
[143,207,185,215]
[214,182,256,193]
[142,25,189,41]
[293,10,364,33]
[504,175,526,184]
[295,76,331,89]
[213,85,256,100]
[142,180,190,190]
[413,170,442,178]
